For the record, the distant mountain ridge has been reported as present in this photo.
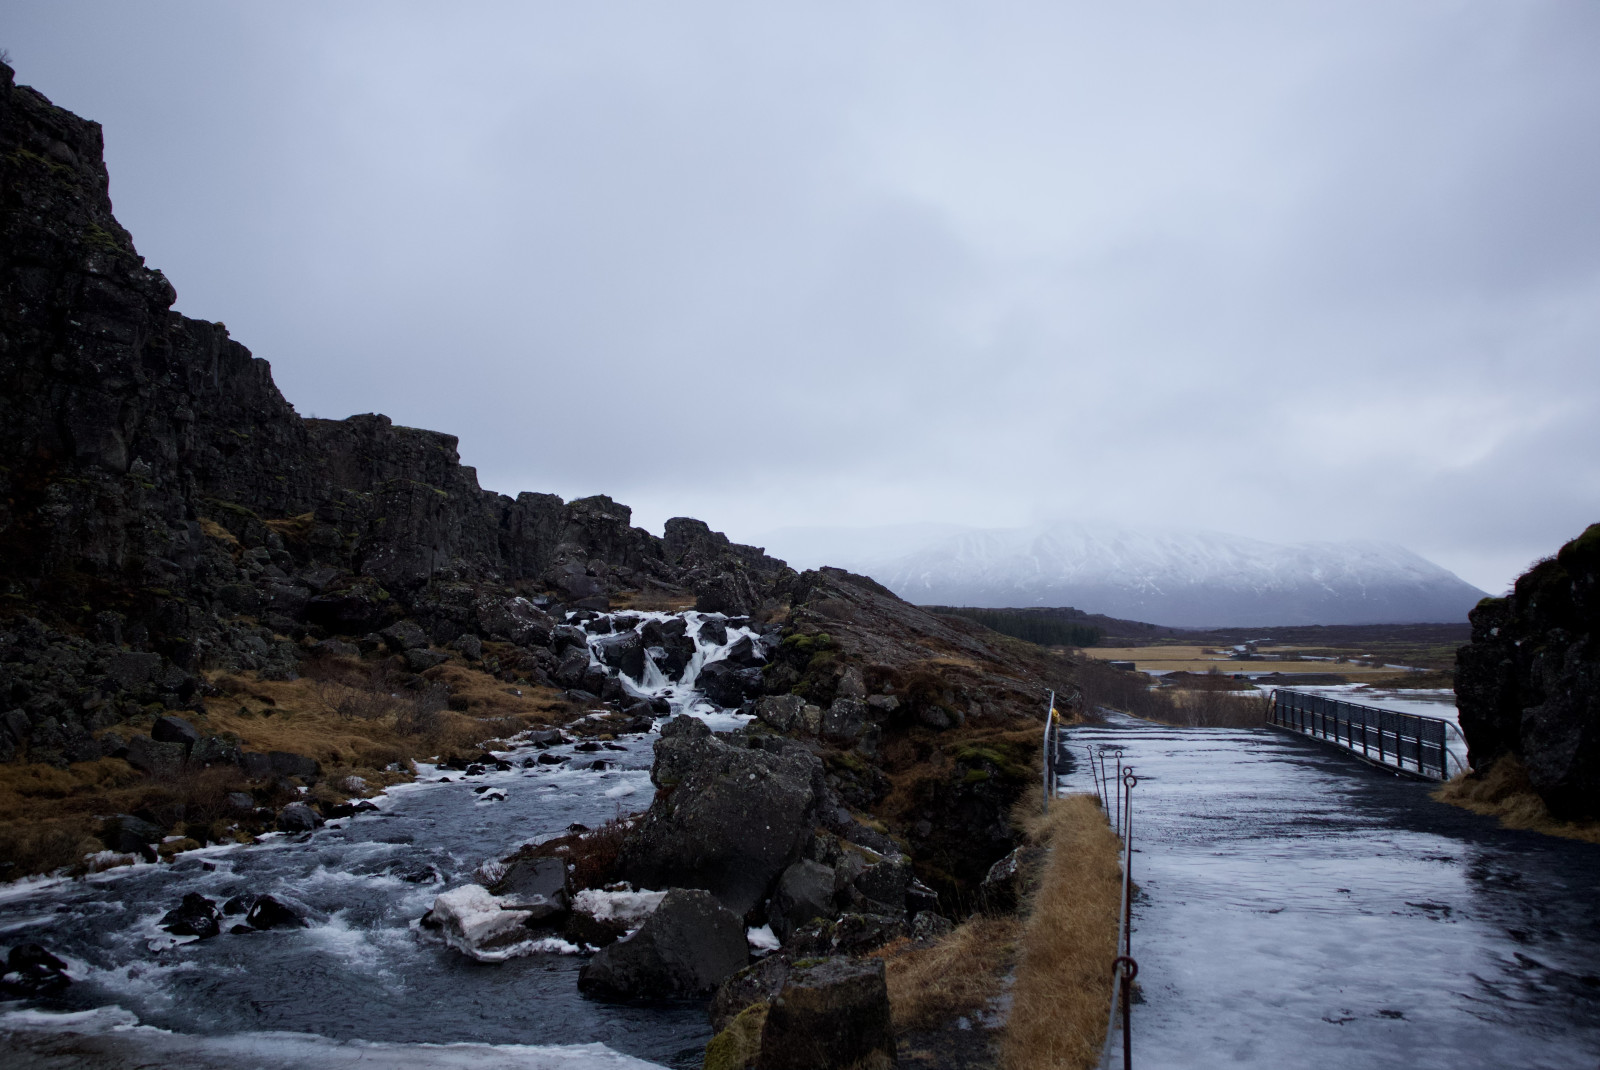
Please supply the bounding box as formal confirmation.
[759,522,1488,627]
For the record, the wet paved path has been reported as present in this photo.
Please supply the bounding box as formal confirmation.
[1065,715,1600,1070]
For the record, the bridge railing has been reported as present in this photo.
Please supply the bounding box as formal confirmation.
[1269,688,1466,780]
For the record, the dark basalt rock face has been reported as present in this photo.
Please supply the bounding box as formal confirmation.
[0,63,789,768]
[1457,523,1600,820]
[576,888,748,1000]
[620,717,828,917]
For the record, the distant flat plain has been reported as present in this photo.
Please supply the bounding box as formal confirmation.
[1081,645,1396,675]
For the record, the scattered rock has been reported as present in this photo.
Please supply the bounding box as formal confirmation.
[489,856,570,921]
[577,888,748,1000]
[102,814,164,858]
[190,734,242,768]
[823,698,866,744]
[404,648,449,673]
[124,735,187,779]
[267,751,319,779]
[979,845,1042,913]
[789,913,908,957]
[150,714,201,747]
[245,894,308,930]
[710,954,791,1033]
[160,893,221,939]
[276,802,323,833]
[769,860,837,943]
[380,620,430,652]
[0,944,71,998]
[911,911,955,941]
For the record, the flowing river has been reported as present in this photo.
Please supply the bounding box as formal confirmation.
[1066,714,1600,1069]
[0,611,768,1070]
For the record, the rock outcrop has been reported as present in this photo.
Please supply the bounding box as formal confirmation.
[619,717,827,917]
[0,63,790,773]
[1457,524,1600,820]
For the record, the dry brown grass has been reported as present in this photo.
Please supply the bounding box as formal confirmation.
[1434,757,1600,845]
[1360,669,1455,690]
[1083,645,1385,676]
[0,759,276,878]
[1003,793,1123,1070]
[610,588,697,612]
[204,656,567,772]
[874,915,1022,1033]
[0,652,579,880]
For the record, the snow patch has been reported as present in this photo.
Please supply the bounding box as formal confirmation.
[570,888,666,926]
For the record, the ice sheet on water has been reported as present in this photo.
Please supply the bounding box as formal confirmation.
[0,1006,668,1068]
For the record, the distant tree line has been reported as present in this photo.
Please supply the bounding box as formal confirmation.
[930,607,1103,648]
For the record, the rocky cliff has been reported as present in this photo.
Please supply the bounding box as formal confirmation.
[1456,524,1600,820]
[0,62,787,766]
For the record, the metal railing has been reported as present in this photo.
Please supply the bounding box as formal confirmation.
[1098,765,1138,1070]
[1268,689,1468,780]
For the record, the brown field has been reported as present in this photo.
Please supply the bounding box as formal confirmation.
[1082,645,1390,676]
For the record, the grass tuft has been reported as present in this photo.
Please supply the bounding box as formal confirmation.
[1434,757,1600,844]
[873,915,1020,1033]
[1002,794,1123,1070]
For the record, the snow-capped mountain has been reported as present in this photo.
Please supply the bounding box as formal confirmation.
[759,522,1487,627]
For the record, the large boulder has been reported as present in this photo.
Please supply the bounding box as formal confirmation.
[189,734,242,768]
[577,888,747,999]
[756,957,897,1070]
[620,719,827,917]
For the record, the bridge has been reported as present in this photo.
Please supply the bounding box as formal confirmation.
[1265,688,1468,780]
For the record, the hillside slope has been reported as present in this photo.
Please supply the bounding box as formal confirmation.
[768,522,1486,626]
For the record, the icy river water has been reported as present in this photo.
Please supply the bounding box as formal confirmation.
[0,609,780,1070]
[1066,714,1600,1070]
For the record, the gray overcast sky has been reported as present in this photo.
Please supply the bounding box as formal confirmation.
[7,2,1598,593]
